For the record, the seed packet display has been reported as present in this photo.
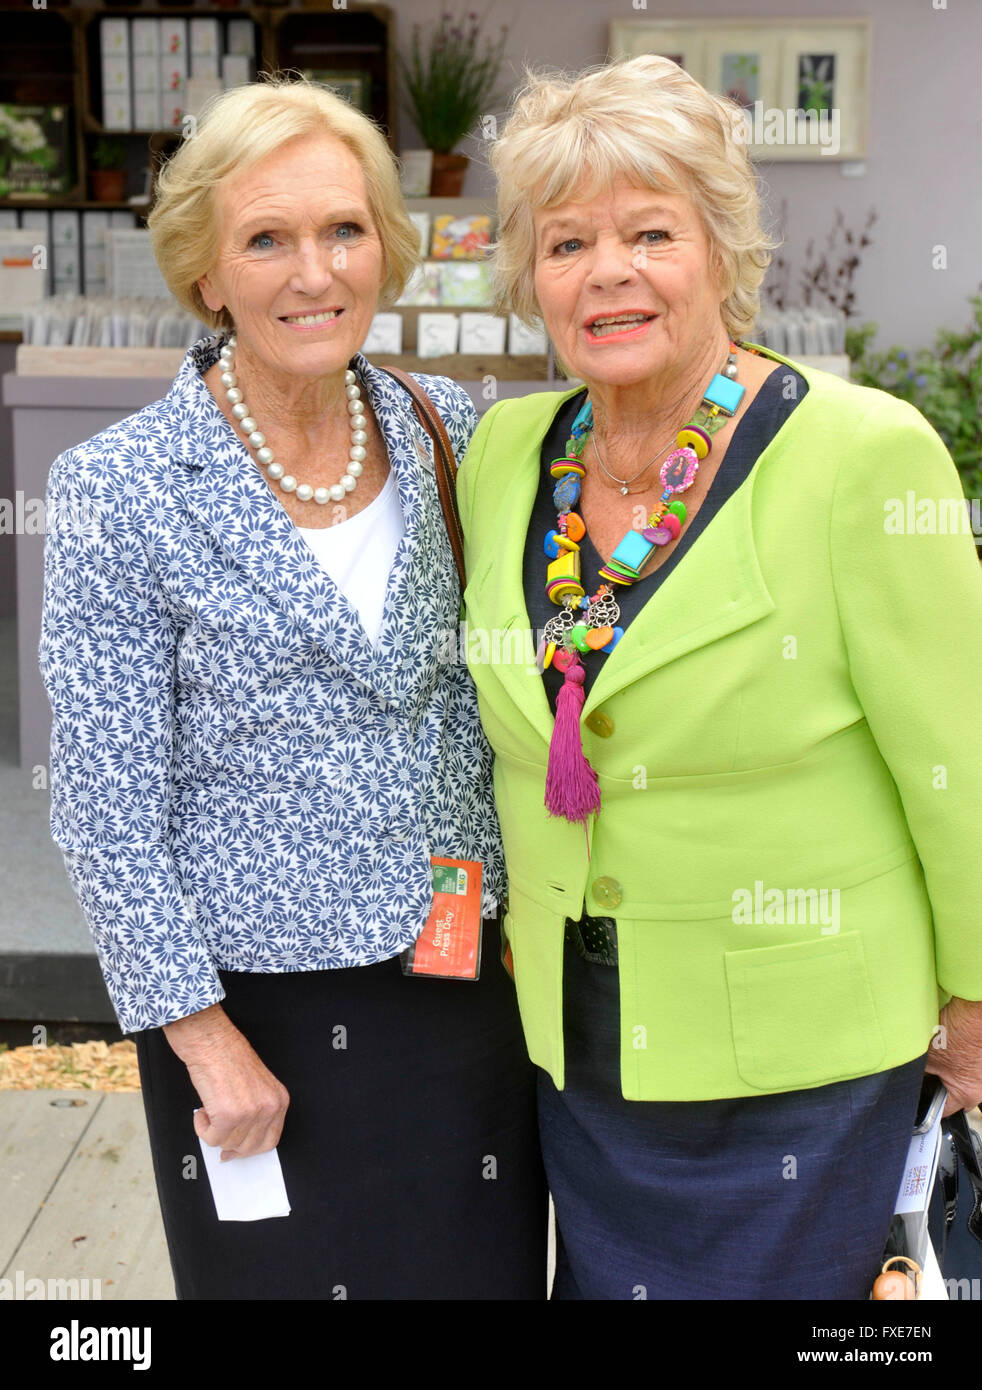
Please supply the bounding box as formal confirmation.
[401,858,483,980]
[429,214,491,260]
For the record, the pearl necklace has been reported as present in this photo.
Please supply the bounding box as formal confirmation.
[218,334,368,505]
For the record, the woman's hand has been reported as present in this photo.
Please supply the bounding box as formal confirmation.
[924,996,982,1117]
[163,1003,290,1161]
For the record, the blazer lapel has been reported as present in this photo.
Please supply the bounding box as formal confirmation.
[356,357,457,704]
[465,449,556,748]
[164,339,432,703]
[469,383,783,744]
[581,346,812,715]
[581,464,775,717]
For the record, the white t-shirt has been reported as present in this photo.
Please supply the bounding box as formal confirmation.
[296,469,405,645]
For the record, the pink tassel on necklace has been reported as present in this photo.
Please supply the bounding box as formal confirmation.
[545,654,601,822]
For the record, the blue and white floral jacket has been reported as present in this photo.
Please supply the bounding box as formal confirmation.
[39,334,505,1034]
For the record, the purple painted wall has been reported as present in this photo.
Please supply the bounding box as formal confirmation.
[403,0,980,353]
[2,0,977,619]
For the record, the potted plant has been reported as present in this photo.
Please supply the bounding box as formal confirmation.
[399,8,509,196]
[89,137,126,203]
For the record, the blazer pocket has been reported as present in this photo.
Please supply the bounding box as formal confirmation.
[724,932,885,1090]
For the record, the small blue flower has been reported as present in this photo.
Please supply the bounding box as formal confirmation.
[896,350,908,361]
[915,374,928,387]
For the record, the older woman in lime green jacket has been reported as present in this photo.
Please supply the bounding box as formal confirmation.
[457,54,982,1300]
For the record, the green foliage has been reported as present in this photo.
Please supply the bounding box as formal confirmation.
[398,9,509,154]
[798,55,834,115]
[847,291,982,499]
[91,137,126,170]
[22,146,55,172]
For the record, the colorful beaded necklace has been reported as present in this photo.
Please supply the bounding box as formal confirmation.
[540,343,746,824]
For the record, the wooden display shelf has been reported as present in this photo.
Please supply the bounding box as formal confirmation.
[78,6,265,134]
[15,344,553,383]
[16,346,187,376]
[1,3,396,212]
[267,2,395,143]
[82,119,183,137]
[14,345,851,383]
[370,353,550,380]
[0,198,150,212]
[0,6,83,204]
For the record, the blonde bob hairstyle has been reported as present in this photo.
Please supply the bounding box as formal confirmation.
[148,75,420,331]
[491,55,777,339]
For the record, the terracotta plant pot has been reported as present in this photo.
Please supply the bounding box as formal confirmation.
[430,153,469,197]
[90,169,126,203]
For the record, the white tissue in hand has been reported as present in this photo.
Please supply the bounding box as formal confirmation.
[195,1112,291,1221]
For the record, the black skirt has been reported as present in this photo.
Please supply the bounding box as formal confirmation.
[134,918,548,1300]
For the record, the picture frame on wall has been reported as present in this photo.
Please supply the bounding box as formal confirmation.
[302,69,372,115]
[775,23,870,160]
[609,17,870,161]
[607,22,708,85]
[702,29,782,121]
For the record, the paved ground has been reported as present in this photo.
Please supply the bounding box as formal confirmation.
[1,1088,558,1300]
[1,1091,174,1300]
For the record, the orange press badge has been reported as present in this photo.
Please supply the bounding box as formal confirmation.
[401,858,483,980]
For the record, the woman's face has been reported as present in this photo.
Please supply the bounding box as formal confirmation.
[532,177,727,393]
[197,132,384,381]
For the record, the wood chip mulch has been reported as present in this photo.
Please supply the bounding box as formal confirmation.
[0,1040,140,1091]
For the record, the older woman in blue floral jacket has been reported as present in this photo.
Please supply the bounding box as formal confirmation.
[38,78,546,1300]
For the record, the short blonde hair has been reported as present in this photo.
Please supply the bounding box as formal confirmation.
[148,74,419,330]
[491,55,776,338]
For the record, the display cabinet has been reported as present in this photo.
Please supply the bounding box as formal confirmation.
[0,1,395,213]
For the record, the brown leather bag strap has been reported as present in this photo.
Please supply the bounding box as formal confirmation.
[379,365,466,589]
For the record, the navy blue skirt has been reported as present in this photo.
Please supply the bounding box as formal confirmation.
[539,935,927,1300]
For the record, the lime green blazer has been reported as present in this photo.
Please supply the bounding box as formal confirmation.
[456,348,982,1101]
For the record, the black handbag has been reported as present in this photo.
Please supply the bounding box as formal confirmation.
[927,1109,982,1299]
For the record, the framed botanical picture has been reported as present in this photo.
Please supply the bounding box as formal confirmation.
[774,24,870,160]
[608,21,707,86]
[702,30,781,111]
[609,18,870,161]
[719,51,765,111]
